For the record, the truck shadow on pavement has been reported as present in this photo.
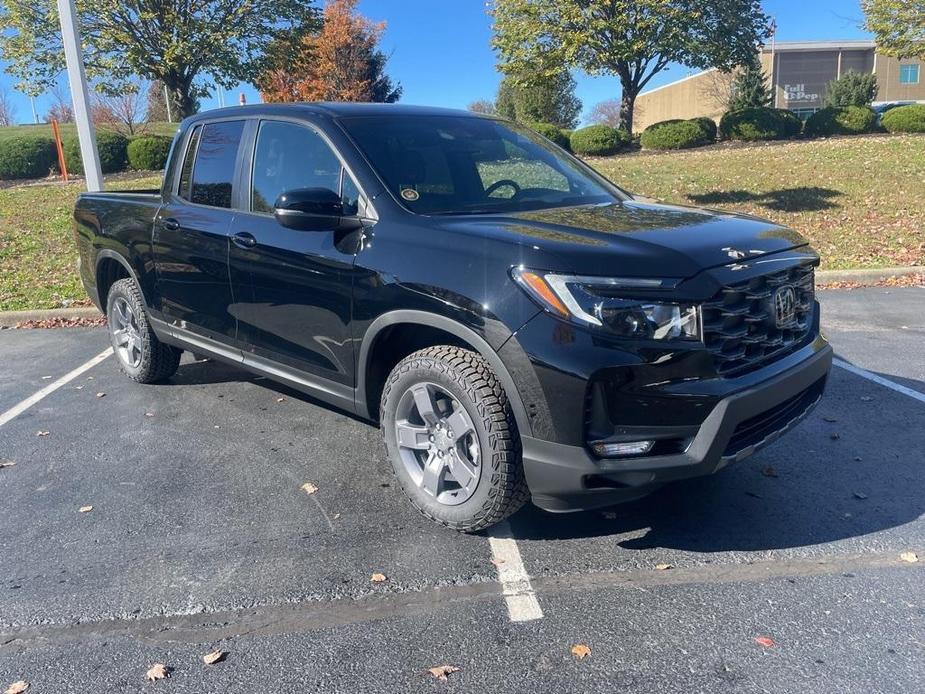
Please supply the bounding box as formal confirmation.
[687,186,842,212]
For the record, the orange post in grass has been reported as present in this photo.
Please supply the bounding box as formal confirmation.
[50,118,69,182]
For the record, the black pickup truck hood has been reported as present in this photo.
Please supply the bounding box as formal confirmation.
[438,200,809,279]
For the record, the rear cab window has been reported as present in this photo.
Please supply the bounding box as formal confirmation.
[176,120,245,208]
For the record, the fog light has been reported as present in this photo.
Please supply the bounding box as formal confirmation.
[590,440,655,458]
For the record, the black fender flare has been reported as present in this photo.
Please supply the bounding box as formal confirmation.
[355,310,533,438]
[95,249,148,308]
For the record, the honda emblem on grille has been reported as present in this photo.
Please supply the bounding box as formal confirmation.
[773,285,797,327]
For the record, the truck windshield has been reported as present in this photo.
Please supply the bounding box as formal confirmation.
[339,115,622,215]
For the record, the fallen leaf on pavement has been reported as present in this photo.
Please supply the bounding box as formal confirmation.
[145,664,168,682]
[36,431,49,437]
[761,466,778,478]
[571,644,591,660]
[300,482,318,495]
[427,665,459,681]
[276,397,285,403]
[371,572,387,583]
[655,563,673,571]
[202,650,226,665]
[900,552,919,563]
[41,375,52,380]
[490,558,506,567]
[822,416,837,423]
[754,636,775,648]
[860,396,873,402]
[0,460,15,469]
[78,506,93,513]
[4,681,29,694]
[853,492,868,500]
[829,433,840,440]
[95,392,106,398]
[144,412,155,418]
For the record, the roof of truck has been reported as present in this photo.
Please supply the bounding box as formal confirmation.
[181,102,486,126]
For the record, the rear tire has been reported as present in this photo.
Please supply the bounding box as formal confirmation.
[380,346,529,532]
[106,278,181,384]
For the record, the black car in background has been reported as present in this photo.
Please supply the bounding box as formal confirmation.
[73,104,832,531]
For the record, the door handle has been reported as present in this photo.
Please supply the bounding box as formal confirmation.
[161,217,180,231]
[232,232,258,249]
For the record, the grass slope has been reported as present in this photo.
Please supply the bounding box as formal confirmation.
[0,121,178,142]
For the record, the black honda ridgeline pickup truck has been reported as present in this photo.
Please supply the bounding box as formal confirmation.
[74,104,832,531]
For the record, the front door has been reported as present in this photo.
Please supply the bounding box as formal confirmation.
[228,119,363,386]
[154,119,245,344]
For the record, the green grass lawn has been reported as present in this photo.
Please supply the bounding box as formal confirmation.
[0,121,178,142]
[0,174,161,311]
[0,134,922,311]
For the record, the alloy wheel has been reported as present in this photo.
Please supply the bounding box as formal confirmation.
[394,382,481,506]
[111,297,143,369]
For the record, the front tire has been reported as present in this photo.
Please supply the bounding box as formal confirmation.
[380,346,528,532]
[106,278,180,383]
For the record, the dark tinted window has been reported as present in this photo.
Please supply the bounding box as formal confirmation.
[339,115,618,215]
[177,125,201,200]
[341,173,361,216]
[190,120,245,208]
[251,121,342,213]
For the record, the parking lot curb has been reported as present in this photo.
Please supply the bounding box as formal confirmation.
[0,307,103,328]
[816,266,924,285]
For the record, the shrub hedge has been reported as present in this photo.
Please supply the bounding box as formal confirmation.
[804,106,877,137]
[0,136,58,180]
[881,104,925,133]
[640,118,715,150]
[692,116,718,142]
[63,131,129,174]
[127,135,173,171]
[569,124,629,156]
[528,122,571,150]
[719,107,802,141]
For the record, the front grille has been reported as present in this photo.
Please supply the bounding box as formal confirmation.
[702,263,815,377]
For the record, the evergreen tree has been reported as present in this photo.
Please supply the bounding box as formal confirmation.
[825,70,878,107]
[494,72,581,128]
[727,59,772,111]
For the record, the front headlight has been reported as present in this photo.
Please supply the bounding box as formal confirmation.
[512,267,701,341]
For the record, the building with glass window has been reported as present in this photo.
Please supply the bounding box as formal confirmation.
[633,41,924,132]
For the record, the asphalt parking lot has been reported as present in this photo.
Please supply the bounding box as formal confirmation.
[1,286,923,693]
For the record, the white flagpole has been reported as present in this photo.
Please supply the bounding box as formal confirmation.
[57,0,103,191]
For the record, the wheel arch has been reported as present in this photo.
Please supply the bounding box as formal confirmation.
[356,310,533,438]
[95,250,145,311]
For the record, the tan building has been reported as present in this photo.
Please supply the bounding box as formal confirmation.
[634,40,925,132]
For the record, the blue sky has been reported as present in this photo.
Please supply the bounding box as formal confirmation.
[1,0,870,125]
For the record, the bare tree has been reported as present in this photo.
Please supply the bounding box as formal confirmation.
[467,99,497,115]
[0,86,17,126]
[45,84,74,122]
[587,99,622,127]
[93,84,148,135]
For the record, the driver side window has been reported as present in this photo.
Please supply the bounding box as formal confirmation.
[251,120,349,213]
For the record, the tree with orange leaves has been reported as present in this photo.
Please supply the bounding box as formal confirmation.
[258,0,401,103]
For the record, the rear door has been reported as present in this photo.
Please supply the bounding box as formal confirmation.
[227,118,365,387]
[154,119,245,343]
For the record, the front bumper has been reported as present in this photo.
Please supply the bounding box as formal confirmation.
[521,339,833,512]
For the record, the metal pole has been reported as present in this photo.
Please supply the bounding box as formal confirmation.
[164,84,173,123]
[56,0,103,191]
[30,96,38,124]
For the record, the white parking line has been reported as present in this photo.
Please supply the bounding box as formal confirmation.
[0,347,113,428]
[833,358,925,405]
[488,522,543,622]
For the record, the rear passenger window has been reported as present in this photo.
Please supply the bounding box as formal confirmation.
[189,120,245,208]
[177,125,201,200]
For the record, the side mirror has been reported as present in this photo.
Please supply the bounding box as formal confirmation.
[273,187,363,232]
